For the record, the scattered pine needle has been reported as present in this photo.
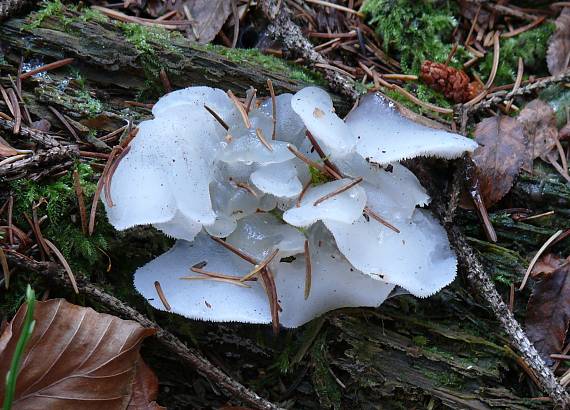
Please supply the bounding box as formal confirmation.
[520,229,564,291]
[88,147,120,235]
[304,240,311,300]
[255,128,273,151]
[19,58,75,80]
[44,238,79,294]
[241,248,279,282]
[313,177,363,206]
[266,79,277,140]
[154,280,171,310]
[287,144,329,175]
[305,0,364,17]
[204,104,229,130]
[181,276,251,288]
[363,206,400,233]
[227,90,251,128]
[191,266,252,281]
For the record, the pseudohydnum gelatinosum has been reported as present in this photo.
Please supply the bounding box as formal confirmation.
[102,86,478,329]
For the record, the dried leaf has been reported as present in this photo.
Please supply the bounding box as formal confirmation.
[526,262,570,365]
[0,136,19,157]
[0,298,156,409]
[143,0,232,44]
[517,99,558,161]
[471,115,528,207]
[547,7,570,76]
[530,253,567,280]
[127,360,165,410]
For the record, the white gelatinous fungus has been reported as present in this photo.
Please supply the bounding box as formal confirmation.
[105,85,478,328]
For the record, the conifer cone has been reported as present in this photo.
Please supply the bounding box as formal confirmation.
[420,61,471,103]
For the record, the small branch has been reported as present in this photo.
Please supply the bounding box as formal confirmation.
[0,118,61,148]
[0,146,78,179]
[5,251,283,410]
[430,161,570,409]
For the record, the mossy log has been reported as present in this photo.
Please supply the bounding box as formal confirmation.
[0,8,565,410]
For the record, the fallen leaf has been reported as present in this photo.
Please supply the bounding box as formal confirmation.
[140,0,232,44]
[0,136,19,157]
[128,360,165,410]
[517,99,558,161]
[526,261,570,365]
[547,7,570,76]
[530,253,567,280]
[471,115,528,207]
[0,298,156,410]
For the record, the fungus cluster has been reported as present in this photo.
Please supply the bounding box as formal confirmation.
[103,85,477,329]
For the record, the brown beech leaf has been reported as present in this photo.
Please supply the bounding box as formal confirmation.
[547,7,570,76]
[0,136,19,157]
[127,360,165,410]
[526,262,570,365]
[517,99,558,161]
[471,115,528,207]
[0,298,156,410]
[530,253,568,280]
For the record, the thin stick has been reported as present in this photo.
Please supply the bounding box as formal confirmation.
[241,248,279,282]
[297,180,312,207]
[48,106,80,142]
[44,238,79,294]
[19,58,75,80]
[485,32,501,89]
[363,206,400,233]
[234,181,258,197]
[88,147,120,235]
[505,58,524,113]
[181,276,251,288]
[255,128,273,151]
[305,132,343,178]
[520,230,563,291]
[227,90,251,128]
[313,177,363,206]
[204,104,229,130]
[304,240,311,300]
[154,280,171,310]
[266,79,277,139]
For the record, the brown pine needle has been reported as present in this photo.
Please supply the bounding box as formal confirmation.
[89,146,120,235]
[287,144,329,174]
[244,87,257,113]
[105,145,131,207]
[44,238,79,294]
[204,104,229,130]
[48,106,80,142]
[234,181,258,197]
[520,229,564,291]
[210,236,257,264]
[259,267,280,334]
[72,169,88,235]
[266,79,277,139]
[363,206,400,233]
[304,240,312,300]
[181,276,251,288]
[241,248,279,282]
[305,132,343,178]
[255,128,273,151]
[313,177,363,206]
[190,266,252,281]
[305,0,364,16]
[227,90,251,128]
[154,280,171,310]
[0,248,10,289]
[19,58,75,80]
[159,68,172,92]
[297,180,312,207]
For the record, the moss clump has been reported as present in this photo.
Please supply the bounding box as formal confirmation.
[78,7,108,23]
[362,0,462,73]
[476,23,555,86]
[75,90,103,117]
[10,163,111,274]
[198,44,324,85]
[309,165,333,185]
[23,0,66,30]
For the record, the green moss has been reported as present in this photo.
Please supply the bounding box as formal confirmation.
[23,0,66,30]
[412,335,429,346]
[78,7,108,23]
[476,23,555,86]
[197,44,324,85]
[309,165,333,185]
[10,163,111,275]
[362,0,462,73]
[75,90,103,117]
